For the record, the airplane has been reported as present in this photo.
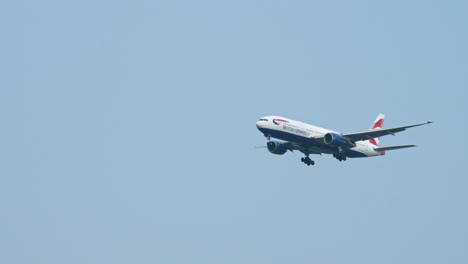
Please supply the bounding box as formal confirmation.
[256,114,432,166]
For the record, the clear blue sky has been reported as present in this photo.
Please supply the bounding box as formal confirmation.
[1,0,467,263]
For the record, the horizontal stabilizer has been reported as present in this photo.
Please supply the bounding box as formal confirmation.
[374,145,416,151]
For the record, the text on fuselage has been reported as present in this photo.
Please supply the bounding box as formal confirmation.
[282,125,310,136]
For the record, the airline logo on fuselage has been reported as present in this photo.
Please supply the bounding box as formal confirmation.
[273,118,289,125]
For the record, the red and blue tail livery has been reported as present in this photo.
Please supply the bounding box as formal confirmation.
[368,113,384,147]
[256,114,432,166]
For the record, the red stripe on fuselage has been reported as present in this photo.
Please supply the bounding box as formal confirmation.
[273,119,288,123]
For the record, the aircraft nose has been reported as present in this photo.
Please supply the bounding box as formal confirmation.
[256,120,264,129]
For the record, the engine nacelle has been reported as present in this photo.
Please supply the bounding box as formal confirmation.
[324,133,345,147]
[267,141,288,155]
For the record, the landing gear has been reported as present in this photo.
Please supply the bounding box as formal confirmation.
[301,156,315,166]
[264,134,271,140]
[333,153,347,162]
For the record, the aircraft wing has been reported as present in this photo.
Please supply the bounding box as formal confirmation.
[257,141,322,155]
[283,141,322,155]
[343,121,433,143]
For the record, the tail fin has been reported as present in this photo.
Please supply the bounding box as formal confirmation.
[368,113,385,147]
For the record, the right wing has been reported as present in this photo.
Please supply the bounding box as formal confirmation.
[343,121,433,143]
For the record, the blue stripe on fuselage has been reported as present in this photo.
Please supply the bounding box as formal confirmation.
[258,127,316,146]
[344,149,368,158]
[258,127,368,158]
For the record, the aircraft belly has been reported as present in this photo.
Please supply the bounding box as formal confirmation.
[259,127,337,153]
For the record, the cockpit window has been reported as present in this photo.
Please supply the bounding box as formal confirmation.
[258,118,268,122]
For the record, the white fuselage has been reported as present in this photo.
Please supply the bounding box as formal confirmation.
[256,116,382,158]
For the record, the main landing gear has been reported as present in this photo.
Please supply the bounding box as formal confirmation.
[301,156,315,166]
[333,153,347,162]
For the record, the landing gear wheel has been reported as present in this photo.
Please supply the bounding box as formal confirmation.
[334,153,347,162]
[301,156,315,166]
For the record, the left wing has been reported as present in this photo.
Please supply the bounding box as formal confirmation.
[343,121,433,143]
[257,141,322,155]
[282,141,322,155]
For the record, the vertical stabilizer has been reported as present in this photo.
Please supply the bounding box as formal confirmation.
[368,113,385,147]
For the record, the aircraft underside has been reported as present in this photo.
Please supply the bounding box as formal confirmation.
[260,128,367,166]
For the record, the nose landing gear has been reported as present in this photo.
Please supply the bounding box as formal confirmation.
[301,156,315,166]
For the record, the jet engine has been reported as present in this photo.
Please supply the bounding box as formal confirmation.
[323,133,345,147]
[267,141,288,155]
